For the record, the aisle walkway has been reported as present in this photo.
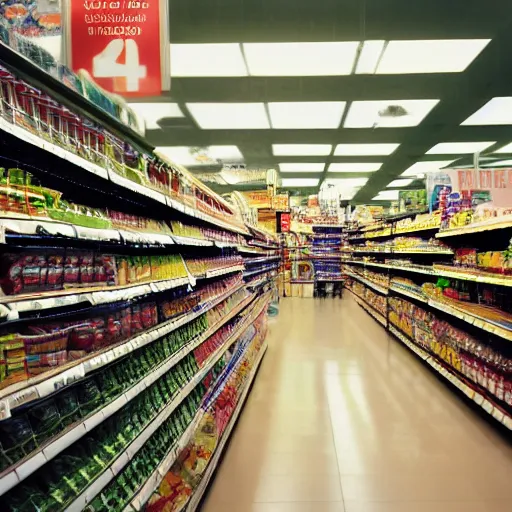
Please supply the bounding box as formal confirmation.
[201,297,512,512]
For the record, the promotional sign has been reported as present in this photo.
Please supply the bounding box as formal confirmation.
[64,0,170,96]
[447,168,512,207]
[280,212,291,233]
[241,190,272,209]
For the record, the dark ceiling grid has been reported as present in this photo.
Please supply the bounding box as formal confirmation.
[130,0,512,200]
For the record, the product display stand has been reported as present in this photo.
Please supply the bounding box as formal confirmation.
[344,213,512,431]
[0,43,276,512]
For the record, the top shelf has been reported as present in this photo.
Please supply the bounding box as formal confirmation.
[0,41,152,154]
[436,216,512,238]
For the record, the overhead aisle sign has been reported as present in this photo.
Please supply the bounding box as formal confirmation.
[63,0,170,96]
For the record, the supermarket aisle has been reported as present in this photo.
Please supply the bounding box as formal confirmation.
[201,296,512,512]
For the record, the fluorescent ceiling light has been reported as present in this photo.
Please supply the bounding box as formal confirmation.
[387,179,414,187]
[155,146,243,167]
[272,144,332,156]
[328,163,382,172]
[279,163,325,173]
[281,178,319,187]
[344,100,439,128]
[462,97,512,126]
[186,103,269,129]
[356,40,385,74]
[334,143,399,156]
[268,102,346,129]
[377,39,490,74]
[325,178,369,187]
[491,159,512,166]
[244,42,359,76]
[373,190,400,201]
[401,160,454,176]
[426,142,495,154]
[170,44,247,77]
[127,103,184,130]
[495,142,512,153]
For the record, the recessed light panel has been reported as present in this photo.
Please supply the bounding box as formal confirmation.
[272,144,332,156]
[127,103,184,130]
[387,179,414,187]
[268,102,346,129]
[186,103,270,129]
[462,97,512,125]
[155,146,243,167]
[377,39,490,74]
[328,163,382,172]
[279,163,325,173]
[334,143,399,156]
[373,190,400,201]
[495,142,512,153]
[491,159,512,166]
[171,44,247,77]
[401,160,454,176]
[426,142,495,154]
[281,178,319,187]
[325,178,369,187]
[356,40,386,74]
[344,100,439,128]
[244,42,359,76]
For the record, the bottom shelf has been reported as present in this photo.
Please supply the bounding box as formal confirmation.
[347,288,388,327]
[185,341,268,511]
[386,324,512,431]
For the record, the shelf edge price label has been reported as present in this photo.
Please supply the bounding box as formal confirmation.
[64,0,170,96]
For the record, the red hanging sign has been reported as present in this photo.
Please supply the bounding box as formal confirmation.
[280,212,291,233]
[64,0,170,96]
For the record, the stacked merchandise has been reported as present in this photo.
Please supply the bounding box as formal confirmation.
[344,208,512,430]
[0,43,276,512]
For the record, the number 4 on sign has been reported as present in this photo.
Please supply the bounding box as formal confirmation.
[93,39,146,92]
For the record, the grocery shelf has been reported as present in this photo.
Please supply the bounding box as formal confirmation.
[428,298,512,342]
[170,235,214,247]
[244,256,281,265]
[389,285,429,303]
[352,248,453,255]
[184,341,268,512]
[436,216,512,238]
[0,281,246,415]
[347,290,387,327]
[344,270,389,295]
[0,117,248,237]
[388,325,512,431]
[0,41,150,153]
[200,265,245,280]
[0,286,252,493]
[433,266,512,288]
[65,293,266,512]
[345,260,437,276]
[0,276,192,320]
[243,265,280,279]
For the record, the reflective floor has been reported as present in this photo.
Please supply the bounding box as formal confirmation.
[201,297,512,512]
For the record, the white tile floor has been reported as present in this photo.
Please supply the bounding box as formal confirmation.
[201,296,512,512]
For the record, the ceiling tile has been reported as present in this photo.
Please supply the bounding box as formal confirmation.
[127,103,184,130]
[344,100,439,128]
[334,143,399,156]
[387,178,414,187]
[170,44,247,76]
[328,163,382,172]
[244,42,359,76]
[186,103,270,129]
[268,102,346,129]
[462,97,512,125]
[279,163,325,172]
[401,160,454,176]
[374,190,400,200]
[495,142,512,153]
[272,144,332,156]
[377,39,490,74]
[281,178,319,187]
[426,141,495,154]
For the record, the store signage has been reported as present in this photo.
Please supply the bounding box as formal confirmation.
[241,190,272,209]
[63,0,170,96]
[280,212,291,232]
[449,168,512,207]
